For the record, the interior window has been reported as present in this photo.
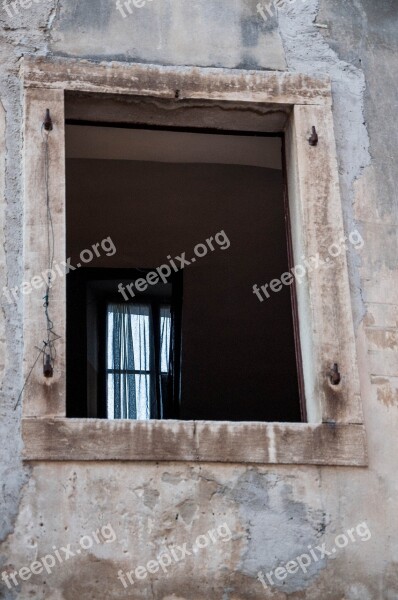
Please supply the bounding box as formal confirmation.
[106,303,171,420]
[67,269,182,420]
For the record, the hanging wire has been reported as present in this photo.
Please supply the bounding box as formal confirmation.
[14,343,47,410]
[14,115,61,410]
[41,123,61,373]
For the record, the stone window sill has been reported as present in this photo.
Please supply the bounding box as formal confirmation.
[22,418,367,466]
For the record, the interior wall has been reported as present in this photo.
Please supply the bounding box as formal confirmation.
[65,124,284,170]
[66,158,301,422]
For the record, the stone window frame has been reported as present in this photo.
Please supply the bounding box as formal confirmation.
[20,56,367,466]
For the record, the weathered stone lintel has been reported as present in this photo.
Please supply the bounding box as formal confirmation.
[21,56,332,106]
[22,418,368,466]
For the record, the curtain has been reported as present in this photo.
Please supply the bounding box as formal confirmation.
[160,306,171,373]
[159,306,171,418]
[167,273,183,418]
[107,303,154,420]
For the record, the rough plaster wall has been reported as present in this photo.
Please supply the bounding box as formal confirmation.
[49,0,287,70]
[0,0,397,598]
[0,0,57,576]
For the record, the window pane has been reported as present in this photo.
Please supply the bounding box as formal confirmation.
[107,373,150,420]
[107,303,151,419]
[107,304,150,371]
[160,306,171,373]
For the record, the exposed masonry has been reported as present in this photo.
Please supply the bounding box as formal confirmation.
[0,0,397,598]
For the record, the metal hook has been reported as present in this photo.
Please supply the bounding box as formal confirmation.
[43,352,53,378]
[309,126,318,146]
[330,363,341,386]
[43,109,53,132]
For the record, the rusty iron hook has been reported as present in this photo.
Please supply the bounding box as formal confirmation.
[309,126,318,146]
[330,363,341,386]
[43,109,53,132]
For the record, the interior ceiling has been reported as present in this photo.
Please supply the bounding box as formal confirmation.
[65,125,282,170]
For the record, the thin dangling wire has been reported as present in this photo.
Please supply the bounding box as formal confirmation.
[41,122,61,375]
[14,343,47,410]
[14,113,61,410]
[41,122,60,377]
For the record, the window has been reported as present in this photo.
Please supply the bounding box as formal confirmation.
[21,57,367,465]
[67,269,182,420]
[106,303,171,420]
[65,126,302,422]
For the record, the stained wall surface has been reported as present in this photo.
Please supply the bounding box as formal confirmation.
[0,0,397,598]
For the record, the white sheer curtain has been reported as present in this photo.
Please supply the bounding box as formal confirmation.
[107,303,153,420]
[106,303,172,420]
[160,306,171,374]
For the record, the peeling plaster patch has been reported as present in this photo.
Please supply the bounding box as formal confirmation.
[176,499,198,526]
[161,472,186,486]
[226,470,329,593]
[374,380,398,409]
[131,483,161,510]
[142,487,161,510]
[367,329,398,351]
